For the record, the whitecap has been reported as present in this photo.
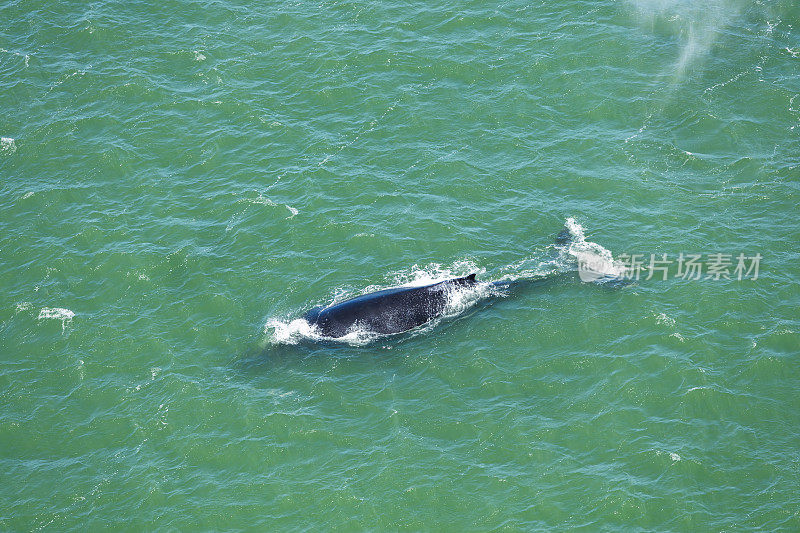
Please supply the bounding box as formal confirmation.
[1,137,16,154]
[38,307,75,332]
[655,312,676,327]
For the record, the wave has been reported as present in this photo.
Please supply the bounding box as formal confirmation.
[37,307,75,333]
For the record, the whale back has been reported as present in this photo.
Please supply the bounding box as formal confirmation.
[305,273,477,337]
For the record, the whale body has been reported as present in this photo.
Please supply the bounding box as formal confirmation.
[303,273,478,338]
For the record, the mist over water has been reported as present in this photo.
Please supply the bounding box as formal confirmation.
[628,0,740,70]
[2,0,799,529]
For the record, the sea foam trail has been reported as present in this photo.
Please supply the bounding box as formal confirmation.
[265,218,626,345]
[495,217,628,284]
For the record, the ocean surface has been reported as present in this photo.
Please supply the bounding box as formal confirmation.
[2,0,799,529]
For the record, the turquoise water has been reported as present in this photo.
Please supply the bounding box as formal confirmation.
[2,0,799,529]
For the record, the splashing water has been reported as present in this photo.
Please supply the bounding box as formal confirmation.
[496,217,628,284]
[559,218,629,283]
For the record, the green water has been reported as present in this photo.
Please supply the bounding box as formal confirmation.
[2,0,799,529]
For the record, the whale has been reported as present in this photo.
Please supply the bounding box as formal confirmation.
[303,273,479,338]
[299,219,627,340]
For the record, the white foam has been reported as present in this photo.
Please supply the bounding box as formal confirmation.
[38,307,75,320]
[265,316,384,346]
[561,218,628,283]
[242,193,298,219]
[392,260,484,287]
[655,312,676,327]
[1,137,16,154]
[266,317,322,345]
[442,279,496,318]
[243,193,276,206]
[38,307,75,332]
[193,50,206,61]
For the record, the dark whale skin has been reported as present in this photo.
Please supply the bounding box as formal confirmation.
[303,274,478,338]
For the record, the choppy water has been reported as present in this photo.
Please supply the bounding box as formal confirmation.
[2,0,799,529]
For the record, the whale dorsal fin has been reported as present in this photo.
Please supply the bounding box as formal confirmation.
[450,273,477,286]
